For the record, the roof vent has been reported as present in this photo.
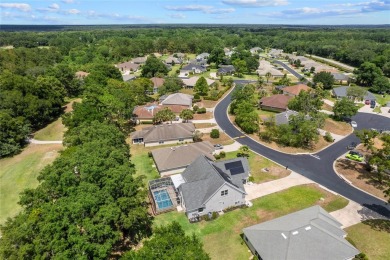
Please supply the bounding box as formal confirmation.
[292,231,299,235]
[305,226,311,231]
[281,233,287,239]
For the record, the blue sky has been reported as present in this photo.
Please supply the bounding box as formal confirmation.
[1,0,389,25]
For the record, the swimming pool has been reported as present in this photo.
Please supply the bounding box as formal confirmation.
[153,189,173,210]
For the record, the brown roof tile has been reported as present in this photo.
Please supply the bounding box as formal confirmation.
[283,84,312,96]
[259,94,293,110]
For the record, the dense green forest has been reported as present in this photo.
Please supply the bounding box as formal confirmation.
[0,25,389,258]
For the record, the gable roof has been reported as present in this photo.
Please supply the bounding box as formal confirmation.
[243,205,359,260]
[130,56,147,64]
[150,77,165,88]
[260,94,293,111]
[332,86,376,101]
[196,53,210,60]
[182,76,215,87]
[116,61,140,71]
[165,56,182,64]
[133,103,188,119]
[152,141,215,172]
[218,65,236,74]
[122,74,136,82]
[331,73,350,81]
[179,156,248,211]
[132,123,195,143]
[160,93,193,107]
[181,63,207,72]
[283,84,312,96]
[273,110,299,125]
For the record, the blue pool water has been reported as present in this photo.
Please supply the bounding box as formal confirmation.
[153,189,173,210]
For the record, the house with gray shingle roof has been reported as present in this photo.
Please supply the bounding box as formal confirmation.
[243,205,359,260]
[181,63,207,75]
[176,155,249,221]
[160,93,193,107]
[131,123,195,147]
[332,86,376,101]
[152,141,215,177]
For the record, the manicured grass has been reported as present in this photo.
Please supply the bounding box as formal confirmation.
[0,143,63,224]
[346,220,390,260]
[321,196,349,212]
[154,185,348,260]
[130,145,160,184]
[374,93,390,106]
[168,64,181,76]
[373,106,382,113]
[222,150,289,183]
[33,118,65,141]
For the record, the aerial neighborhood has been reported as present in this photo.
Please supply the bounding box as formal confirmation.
[1,23,389,260]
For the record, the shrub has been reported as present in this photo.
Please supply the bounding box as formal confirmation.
[210,129,220,138]
[194,93,200,100]
[148,151,152,157]
[214,153,221,160]
[248,176,254,182]
[259,131,273,143]
[219,151,226,158]
[197,107,206,114]
[192,105,199,112]
[324,131,334,142]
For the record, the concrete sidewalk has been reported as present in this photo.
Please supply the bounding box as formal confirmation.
[244,171,314,201]
[330,200,389,228]
[318,129,346,142]
[190,118,217,124]
[29,139,62,144]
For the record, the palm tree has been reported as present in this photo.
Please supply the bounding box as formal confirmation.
[265,72,272,83]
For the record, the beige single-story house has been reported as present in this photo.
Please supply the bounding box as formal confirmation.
[152,141,215,176]
[131,123,195,147]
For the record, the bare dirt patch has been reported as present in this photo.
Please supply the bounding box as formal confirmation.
[194,123,217,129]
[201,132,234,146]
[335,158,387,200]
[250,133,330,154]
[322,103,333,111]
[193,112,213,120]
[323,118,352,136]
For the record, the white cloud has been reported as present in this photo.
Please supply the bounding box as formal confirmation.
[67,9,80,14]
[269,0,390,19]
[0,3,31,12]
[222,0,288,7]
[165,5,212,12]
[49,3,60,11]
[165,5,235,14]
[168,13,186,19]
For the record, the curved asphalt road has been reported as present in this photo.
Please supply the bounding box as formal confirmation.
[215,88,390,217]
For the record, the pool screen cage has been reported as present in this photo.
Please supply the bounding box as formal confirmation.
[148,177,178,215]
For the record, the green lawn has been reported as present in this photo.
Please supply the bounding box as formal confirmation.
[346,220,390,260]
[168,64,181,76]
[374,93,390,106]
[131,149,160,184]
[0,144,63,224]
[154,185,348,260]
[33,118,65,141]
[222,150,287,183]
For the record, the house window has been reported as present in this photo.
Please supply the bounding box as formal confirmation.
[198,208,204,213]
[221,190,228,196]
[159,141,164,144]
[179,138,184,142]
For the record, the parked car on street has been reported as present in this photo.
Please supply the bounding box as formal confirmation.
[347,142,357,150]
[346,150,364,162]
